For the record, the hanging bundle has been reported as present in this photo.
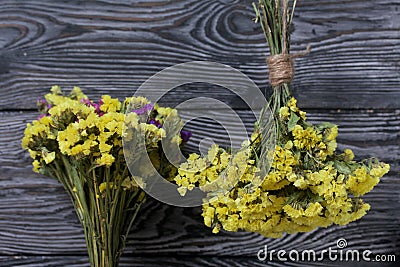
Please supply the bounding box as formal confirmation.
[174,0,390,238]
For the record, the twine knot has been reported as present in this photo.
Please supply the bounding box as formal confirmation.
[267,54,294,87]
[266,45,311,87]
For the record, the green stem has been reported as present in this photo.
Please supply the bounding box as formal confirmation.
[254,0,296,103]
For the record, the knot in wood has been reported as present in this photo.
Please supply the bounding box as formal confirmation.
[267,54,295,87]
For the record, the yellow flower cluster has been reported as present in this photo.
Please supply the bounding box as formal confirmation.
[175,144,255,196]
[22,86,185,191]
[175,97,390,238]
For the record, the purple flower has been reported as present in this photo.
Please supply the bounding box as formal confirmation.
[149,119,162,128]
[80,98,91,105]
[81,98,103,115]
[95,99,104,116]
[132,104,154,115]
[92,102,101,112]
[180,130,192,142]
[37,98,47,109]
[37,98,47,105]
[37,98,51,115]
[37,114,46,120]
[37,113,51,120]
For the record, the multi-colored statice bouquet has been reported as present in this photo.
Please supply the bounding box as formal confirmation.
[174,0,390,238]
[22,86,188,266]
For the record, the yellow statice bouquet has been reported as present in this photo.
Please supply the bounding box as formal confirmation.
[174,0,390,238]
[175,97,389,238]
[22,86,188,266]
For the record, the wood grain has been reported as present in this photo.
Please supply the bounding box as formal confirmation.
[0,0,399,110]
[0,172,399,255]
[2,110,399,166]
[0,0,399,266]
[0,256,398,267]
[1,111,399,261]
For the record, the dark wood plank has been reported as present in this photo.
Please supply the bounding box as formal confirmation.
[1,110,399,258]
[0,0,399,110]
[1,172,398,255]
[1,0,399,266]
[2,109,399,166]
[1,255,398,267]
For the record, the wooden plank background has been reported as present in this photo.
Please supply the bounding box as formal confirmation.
[0,0,399,266]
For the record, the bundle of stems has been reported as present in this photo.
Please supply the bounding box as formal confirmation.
[253,0,299,176]
[253,0,296,104]
[49,156,145,267]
